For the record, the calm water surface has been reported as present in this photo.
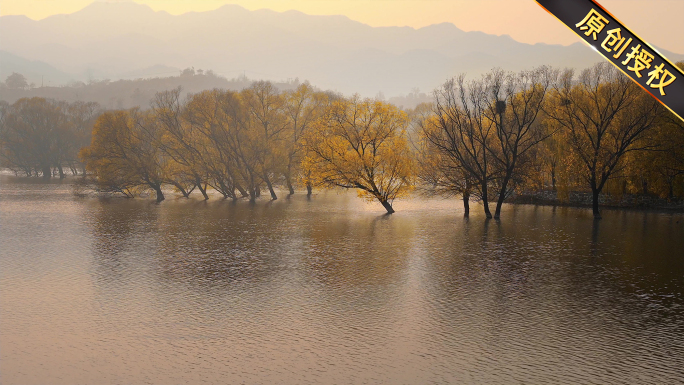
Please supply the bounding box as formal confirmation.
[1,175,684,384]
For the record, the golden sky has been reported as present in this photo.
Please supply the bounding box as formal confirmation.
[1,0,682,53]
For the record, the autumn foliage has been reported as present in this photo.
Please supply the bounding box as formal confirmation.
[2,63,683,216]
[303,96,414,213]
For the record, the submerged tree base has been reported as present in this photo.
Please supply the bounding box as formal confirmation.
[380,200,395,214]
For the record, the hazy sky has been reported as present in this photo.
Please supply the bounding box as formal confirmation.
[1,0,682,53]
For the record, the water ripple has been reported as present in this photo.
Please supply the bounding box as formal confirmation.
[1,176,684,384]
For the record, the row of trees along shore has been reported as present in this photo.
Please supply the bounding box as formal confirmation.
[1,62,683,218]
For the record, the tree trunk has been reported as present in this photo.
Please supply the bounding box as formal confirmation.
[380,199,395,214]
[306,182,312,197]
[286,177,295,195]
[172,182,190,198]
[592,187,601,219]
[42,165,52,179]
[482,181,492,219]
[551,168,556,191]
[264,174,277,200]
[494,174,511,219]
[197,182,209,200]
[153,185,165,202]
[217,179,236,200]
[463,192,470,217]
[235,183,249,198]
[57,164,65,179]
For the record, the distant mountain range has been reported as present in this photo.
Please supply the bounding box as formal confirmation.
[1,2,683,97]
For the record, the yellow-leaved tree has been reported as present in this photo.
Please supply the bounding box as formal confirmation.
[303,96,414,213]
[80,109,168,202]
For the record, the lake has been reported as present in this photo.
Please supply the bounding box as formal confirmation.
[1,175,683,384]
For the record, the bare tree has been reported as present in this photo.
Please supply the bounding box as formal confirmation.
[546,63,660,218]
[0,98,66,178]
[184,89,248,200]
[153,88,212,199]
[411,102,474,216]
[242,81,288,200]
[485,67,557,218]
[427,75,500,218]
[282,83,326,196]
[66,101,101,176]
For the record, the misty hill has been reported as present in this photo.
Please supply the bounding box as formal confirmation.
[0,71,304,110]
[0,51,73,86]
[2,2,683,97]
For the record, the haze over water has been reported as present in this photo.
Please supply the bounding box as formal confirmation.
[1,175,683,384]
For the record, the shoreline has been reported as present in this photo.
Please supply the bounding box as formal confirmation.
[3,173,684,214]
[508,193,684,214]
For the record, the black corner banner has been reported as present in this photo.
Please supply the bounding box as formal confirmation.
[536,0,684,122]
